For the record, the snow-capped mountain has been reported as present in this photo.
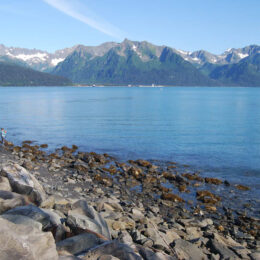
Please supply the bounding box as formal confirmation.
[0,41,259,72]
[175,45,260,65]
[0,44,78,71]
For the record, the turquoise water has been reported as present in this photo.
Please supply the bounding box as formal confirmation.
[0,86,260,190]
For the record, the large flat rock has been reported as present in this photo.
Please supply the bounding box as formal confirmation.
[0,217,58,260]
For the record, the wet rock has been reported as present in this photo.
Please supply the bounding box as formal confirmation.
[135,159,152,168]
[235,184,250,191]
[205,205,217,212]
[128,167,143,180]
[0,217,58,260]
[72,145,78,151]
[172,239,207,260]
[4,204,51,230]
[102,165,117,174]
[205,177,222,185]
[182,173,204,182]
[224,180,230,186]
[196,190,221,204]
[40,144,48,148]
[22,140,34,145]
[74,160,89,174]
[67,199,111,239]
[143,176,158,185]
[158,185,170,193]
[162,172,175,180]
[83,152,107,165]
[56,233,105,255]
[161,193,184,203]
[0,176,12,191]
[178,184,187,192]
[12,146,22,153]
[94,174,113,187]
[22,160,34,171]
[1,162,46,205]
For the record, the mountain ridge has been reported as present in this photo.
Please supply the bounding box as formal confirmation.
[1,40,259,71]
[0,40,259,86]
[52,41,217,86]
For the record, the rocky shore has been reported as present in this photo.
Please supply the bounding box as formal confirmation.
[0,140,259,260]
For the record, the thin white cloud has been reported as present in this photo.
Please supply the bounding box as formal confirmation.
[42,0,124,39]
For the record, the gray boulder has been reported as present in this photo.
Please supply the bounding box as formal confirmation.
[4,204,51,230]
[67,200,111,239]
[0,190,26,200]
[56,233,105,255]
[1,163,46,205]
[1,214,42,230]
[0,217,58,260]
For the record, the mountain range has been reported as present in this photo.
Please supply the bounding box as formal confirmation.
[0,40,259,86]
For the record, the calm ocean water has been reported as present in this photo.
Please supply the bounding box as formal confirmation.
[0,86,259,192]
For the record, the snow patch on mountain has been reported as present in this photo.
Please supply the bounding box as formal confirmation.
[51,58,65,66]
[237,53,249,59]
[15,53,48,62]
[177,49,191,55]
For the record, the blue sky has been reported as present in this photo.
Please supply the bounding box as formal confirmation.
[0,0,259,54]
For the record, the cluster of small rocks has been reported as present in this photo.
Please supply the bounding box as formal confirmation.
[0,140,259,259]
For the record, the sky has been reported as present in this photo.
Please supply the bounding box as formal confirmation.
[0,0,259,54]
